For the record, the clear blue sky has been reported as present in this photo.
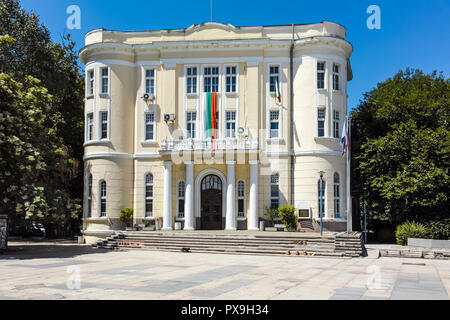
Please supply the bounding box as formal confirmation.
[20,0,450,110]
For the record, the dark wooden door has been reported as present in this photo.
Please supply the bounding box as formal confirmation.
[200,175,223,230]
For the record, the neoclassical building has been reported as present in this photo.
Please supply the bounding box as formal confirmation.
[80,21,353,244]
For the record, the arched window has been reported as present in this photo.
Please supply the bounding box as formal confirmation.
[99,180,107,217]
[87,174,93,218]
[318,178,326,218]
[334,173,341,218]
[145,174,153,218]
[270,173,280,209]
[237,180,245,218]
[178,180,185,218]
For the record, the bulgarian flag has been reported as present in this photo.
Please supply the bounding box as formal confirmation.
[206,92,218,139]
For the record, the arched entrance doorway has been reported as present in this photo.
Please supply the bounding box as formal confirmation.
[200,175,223,230]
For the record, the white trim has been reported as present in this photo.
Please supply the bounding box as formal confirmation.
[194,168,227,223]
[144,172,154,219]
[98,179,107,218]
[84,152,133,160]
[236,180,246,220]
[318,178,327,218]
[98,65,111,96]
[141,65,158,143]
[98,109,110,141]
[176,179,186,220]
[266,63,282,140]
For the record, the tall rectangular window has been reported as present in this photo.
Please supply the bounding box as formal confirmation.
[225,66,237,93]
[334,173,341,218]
[270,111,280,138]
[317,62,325,89]
[226,111,236,138]
[270,173,280,209]
[237,181,245,218]
[145,174,153,218]
[100,181,107,217]
[145,112,155,141]
[178,181,185,219]
[145,69,155,94]
[186,111,196,139]
[333,111,340,138]
[100,111,108,140]
[318,109,325,137]
[333,64,340,91]
[101,68,109,94]
[87,174,92,218]
[204,67,219,92]
[88,70,94,96]
[186,67,197,94]
[86,113,94,141]
[269,66,280,93]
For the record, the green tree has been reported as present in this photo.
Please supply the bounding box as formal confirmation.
[0,0,84,236]
[351,69,449,226]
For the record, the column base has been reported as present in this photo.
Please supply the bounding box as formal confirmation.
[248,227,260,231]
[225,227,237,231]
[162,227,173,231]
[183,227,195,231]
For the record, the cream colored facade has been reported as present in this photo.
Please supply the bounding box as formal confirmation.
[80,21,353,243]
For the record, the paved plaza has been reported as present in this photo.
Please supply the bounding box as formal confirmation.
[0,241,449,300]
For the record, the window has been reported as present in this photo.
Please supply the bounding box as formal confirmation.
[270,173,280,209]
[87,174,92,218]
[186,111,196,139]
[99,111,108,140]
[88,70,94,96]
[317,109,325,137]
[237,181,245,218]
[317,62,325,89]
[225,66,237,93]
[145,69,155,94]
[334,173,341,218]
[226,111,236,138]
[145,112,155,141]
[145,174,153,218]
[204,67,219,92]
[333,111,340,138]
[99,180,106,217]
[101,67,109,94]
[178,181,185,219]
[186,67,197,94]
[333,64,340,91]
[86,113,94,141]
[318,179,326,218]
[270,111,280,138]
[269,66,280,93]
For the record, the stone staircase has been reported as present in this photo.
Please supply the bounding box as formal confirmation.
[94,231,365,258]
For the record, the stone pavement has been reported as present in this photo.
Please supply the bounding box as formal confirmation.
[0,241,448,300]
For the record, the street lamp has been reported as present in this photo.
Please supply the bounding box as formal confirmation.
[319,171,325,236]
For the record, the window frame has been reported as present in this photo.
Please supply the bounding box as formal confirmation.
[270,173,280,210]
[333,172,342,218]
[318,178,326,218]
[86,68,95,97]
[86,174,93,218]
[333,110,340,139]
[237,180,246,219]
[225,65,238,94]
[269,110,280,139]
[317,61,326,90]
[144,173,154,218]
[203,65,220,93]
[86,112,94,142]
[177,180,186,220]
[186,66,198,95]
[317,108,326,138]
[225,110,236,138]
[100,67,110,95]
[99,180,107,218]
[332,63,341,91]
[186,111,197,139]
[145,68,156,95]
[144,111,156,141]
[99,110,109,140]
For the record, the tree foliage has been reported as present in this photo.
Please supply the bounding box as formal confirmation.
[0,0,84,236]
[351,69,449,225]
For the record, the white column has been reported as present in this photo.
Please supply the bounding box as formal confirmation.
[225,161,236,231]
[184,161,194,230]
[248,160,259,230]
[162,160,173,230]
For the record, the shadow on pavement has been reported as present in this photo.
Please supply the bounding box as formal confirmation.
[0,239,110,260]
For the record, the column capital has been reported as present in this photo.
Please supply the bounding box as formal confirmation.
[164,160,173,166]
[226,160,236,166]
[249,160,259,165]
[184,160,194,166]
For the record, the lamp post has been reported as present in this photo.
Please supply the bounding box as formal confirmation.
[319,171,325,236]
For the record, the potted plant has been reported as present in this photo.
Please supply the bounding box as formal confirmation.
[264,207,279,228]
[143,219,156,231]
[119,208,134,230]
[278,205,298,232]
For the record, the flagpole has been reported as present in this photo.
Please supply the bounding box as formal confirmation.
[346,116,352,232]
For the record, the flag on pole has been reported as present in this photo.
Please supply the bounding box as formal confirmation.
[340,117,348,156]
[275,78,281,104]
[205,92,218,139]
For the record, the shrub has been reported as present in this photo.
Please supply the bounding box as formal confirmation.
[278,205,298,231]
[423,219,450,240]
[264,207,279,226]
[119,208,133,228]
[395,221,427,245]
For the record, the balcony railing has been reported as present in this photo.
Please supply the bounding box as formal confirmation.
[161,138,259,151]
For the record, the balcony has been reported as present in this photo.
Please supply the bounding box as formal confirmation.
[161,138,259,151]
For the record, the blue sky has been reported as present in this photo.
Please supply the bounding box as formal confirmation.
[20,0,450,110]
